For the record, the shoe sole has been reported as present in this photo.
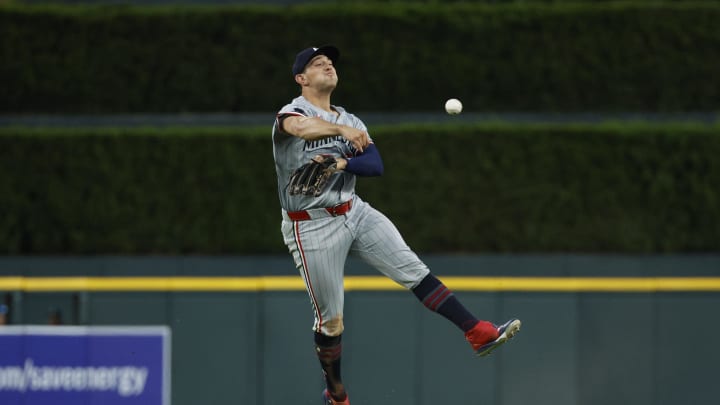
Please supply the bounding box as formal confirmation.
[476,318,521,357]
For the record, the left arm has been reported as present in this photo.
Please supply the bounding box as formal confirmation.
[336,143,384,176]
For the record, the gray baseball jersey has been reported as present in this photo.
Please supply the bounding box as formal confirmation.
[272,96,430,336]
[273,96,368,212]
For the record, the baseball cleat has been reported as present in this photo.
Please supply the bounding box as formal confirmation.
[322,389,350,405]
[466,318,521,357]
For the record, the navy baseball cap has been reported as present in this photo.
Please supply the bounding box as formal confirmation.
[292,45,340,75]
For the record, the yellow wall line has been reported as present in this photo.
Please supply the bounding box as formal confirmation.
[0,276,719,292]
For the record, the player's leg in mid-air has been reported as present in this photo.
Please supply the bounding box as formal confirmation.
[347,197,521,356]
[281,216,352,404]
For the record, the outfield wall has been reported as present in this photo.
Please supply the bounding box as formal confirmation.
[1,255,719,405]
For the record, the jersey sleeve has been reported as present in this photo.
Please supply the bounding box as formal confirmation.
[278,104,311,117]
[276,105,314,135]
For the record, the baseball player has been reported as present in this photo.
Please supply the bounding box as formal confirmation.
[272,45,521,405]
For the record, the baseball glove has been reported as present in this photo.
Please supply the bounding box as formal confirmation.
[288,155,339,196]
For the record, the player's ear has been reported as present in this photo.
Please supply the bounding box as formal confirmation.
[294,73,306,86]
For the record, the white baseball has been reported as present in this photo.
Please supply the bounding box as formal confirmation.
[445,98,463,115]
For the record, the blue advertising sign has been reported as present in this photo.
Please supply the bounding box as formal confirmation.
[0,326,171,405]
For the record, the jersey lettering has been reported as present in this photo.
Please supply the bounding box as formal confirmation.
[304,136,356,154]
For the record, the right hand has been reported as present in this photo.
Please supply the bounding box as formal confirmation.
[339,126,370,153]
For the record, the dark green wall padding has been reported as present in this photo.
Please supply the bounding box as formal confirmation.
[2,255,719,405]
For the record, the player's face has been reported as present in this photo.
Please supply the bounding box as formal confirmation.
[302,55,338,90]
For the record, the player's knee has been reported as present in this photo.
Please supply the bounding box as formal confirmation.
[402,268,432,290]
[322,316,344,336]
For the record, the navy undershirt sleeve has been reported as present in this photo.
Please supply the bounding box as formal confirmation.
[345,143,384,176]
